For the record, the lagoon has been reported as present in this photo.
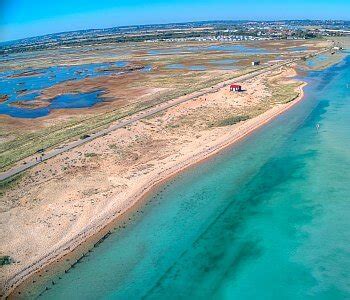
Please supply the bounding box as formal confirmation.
[0,61,128,118]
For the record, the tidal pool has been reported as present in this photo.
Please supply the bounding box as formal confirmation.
[165,64,207,71]
[0,90,104,118]
[306,55,329,67]
[209,59,237,70]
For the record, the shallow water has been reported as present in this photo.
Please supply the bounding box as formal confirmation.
[306,55,329,67]
[148,44,269,56]
[209,59,237,70]
[165,61,236,71]
[166,64,207,71]
[288,46,308,52]
[30,55,350,299]
[206,44,268,54]
[0,90,104,118]
[0,60,130,118]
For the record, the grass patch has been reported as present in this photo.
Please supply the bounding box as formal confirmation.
[85,152,97,158]
[215,115,250,127]
[0,173,23,196]
[80,134,91,140]
[269,82,301,104]
[108,144,117,149]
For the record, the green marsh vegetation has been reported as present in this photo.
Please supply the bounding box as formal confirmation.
[216,115,251,127]
[0,256,13,266]
[0,66,262,172]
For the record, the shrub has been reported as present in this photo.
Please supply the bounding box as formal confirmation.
[85,152,97,158]
[216,115,250,127]
[0,256,13,266]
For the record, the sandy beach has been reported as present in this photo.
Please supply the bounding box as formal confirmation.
[0,62,309,297]
[1,3,349,296]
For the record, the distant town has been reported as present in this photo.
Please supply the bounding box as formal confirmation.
[1,20,350,54]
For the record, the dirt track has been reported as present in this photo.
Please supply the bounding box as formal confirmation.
[0,58,301,182]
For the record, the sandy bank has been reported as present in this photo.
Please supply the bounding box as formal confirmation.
[1,65,307,298]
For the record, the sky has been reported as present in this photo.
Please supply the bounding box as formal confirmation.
[0,0,349,42]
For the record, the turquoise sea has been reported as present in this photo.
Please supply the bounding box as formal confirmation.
[30,54,350,299]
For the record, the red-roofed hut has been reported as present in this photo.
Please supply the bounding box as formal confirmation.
[230,84,242,92]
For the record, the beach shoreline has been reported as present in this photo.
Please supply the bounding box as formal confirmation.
[3,77,307,298]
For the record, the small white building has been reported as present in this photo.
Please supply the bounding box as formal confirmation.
[252,60,260,66]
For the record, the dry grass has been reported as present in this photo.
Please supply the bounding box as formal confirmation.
[1,37,317,171]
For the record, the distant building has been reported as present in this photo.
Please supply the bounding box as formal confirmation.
[252,60,260,66]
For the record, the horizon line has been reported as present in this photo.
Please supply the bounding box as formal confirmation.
[2,18,349,44]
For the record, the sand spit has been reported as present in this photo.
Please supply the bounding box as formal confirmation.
[0,63,308,298]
